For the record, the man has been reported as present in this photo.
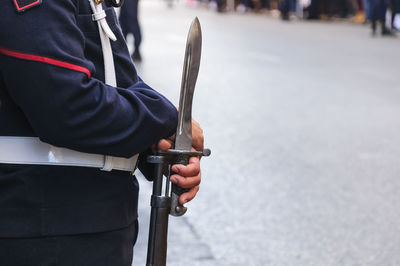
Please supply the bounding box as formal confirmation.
[119,0,143,62]
[0,1,203,265]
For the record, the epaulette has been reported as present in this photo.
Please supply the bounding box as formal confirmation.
[12,0,42,13]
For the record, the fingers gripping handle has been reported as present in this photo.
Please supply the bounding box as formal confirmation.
[170,154,190,217]
[157,148,211,217]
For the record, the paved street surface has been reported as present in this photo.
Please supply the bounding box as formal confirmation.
[129,1,400,265]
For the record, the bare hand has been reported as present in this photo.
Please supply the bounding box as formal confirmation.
[158,119,204,152]
[170,153,201,204]
[191,119,204,152]
[157,119,204,204]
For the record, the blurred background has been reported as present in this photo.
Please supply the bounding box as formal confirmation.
[124,0,400,265]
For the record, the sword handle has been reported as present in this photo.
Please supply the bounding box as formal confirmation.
[157,149,211,216]
[170,154,190,216]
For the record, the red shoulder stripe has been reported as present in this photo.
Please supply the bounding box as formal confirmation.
[0,47,91,78]
[13,0,42,12]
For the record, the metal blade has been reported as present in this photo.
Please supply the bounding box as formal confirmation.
[174,17,202,151]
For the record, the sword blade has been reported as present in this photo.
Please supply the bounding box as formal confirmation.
[174,17,202,151]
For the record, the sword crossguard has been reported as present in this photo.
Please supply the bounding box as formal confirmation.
[158,148,211,158]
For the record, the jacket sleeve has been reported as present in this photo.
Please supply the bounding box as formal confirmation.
[0,1,178,158]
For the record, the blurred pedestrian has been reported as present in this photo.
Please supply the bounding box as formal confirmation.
[236,0,270,12]
[307,0,321,19]
[391,0,400,29]
[262,0,271,10]
[119,0,143,61]
[370,0,394,35]
[279,0,296,20]
[329,0,357,17]
[236,0,254,12]
[335,0,350,17]
[319,0,334,17]
[363,0,372,21]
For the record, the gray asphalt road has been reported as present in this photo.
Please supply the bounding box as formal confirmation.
[129,2,400,265]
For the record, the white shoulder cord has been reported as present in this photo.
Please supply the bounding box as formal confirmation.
[88,0,117,87]
[88,0,117,171]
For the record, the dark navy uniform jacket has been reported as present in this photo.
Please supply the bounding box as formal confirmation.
[0,1,178,237]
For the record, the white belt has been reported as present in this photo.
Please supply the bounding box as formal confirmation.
[0,137,138,173]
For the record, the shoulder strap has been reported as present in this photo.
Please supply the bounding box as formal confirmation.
[89,0,118,171]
